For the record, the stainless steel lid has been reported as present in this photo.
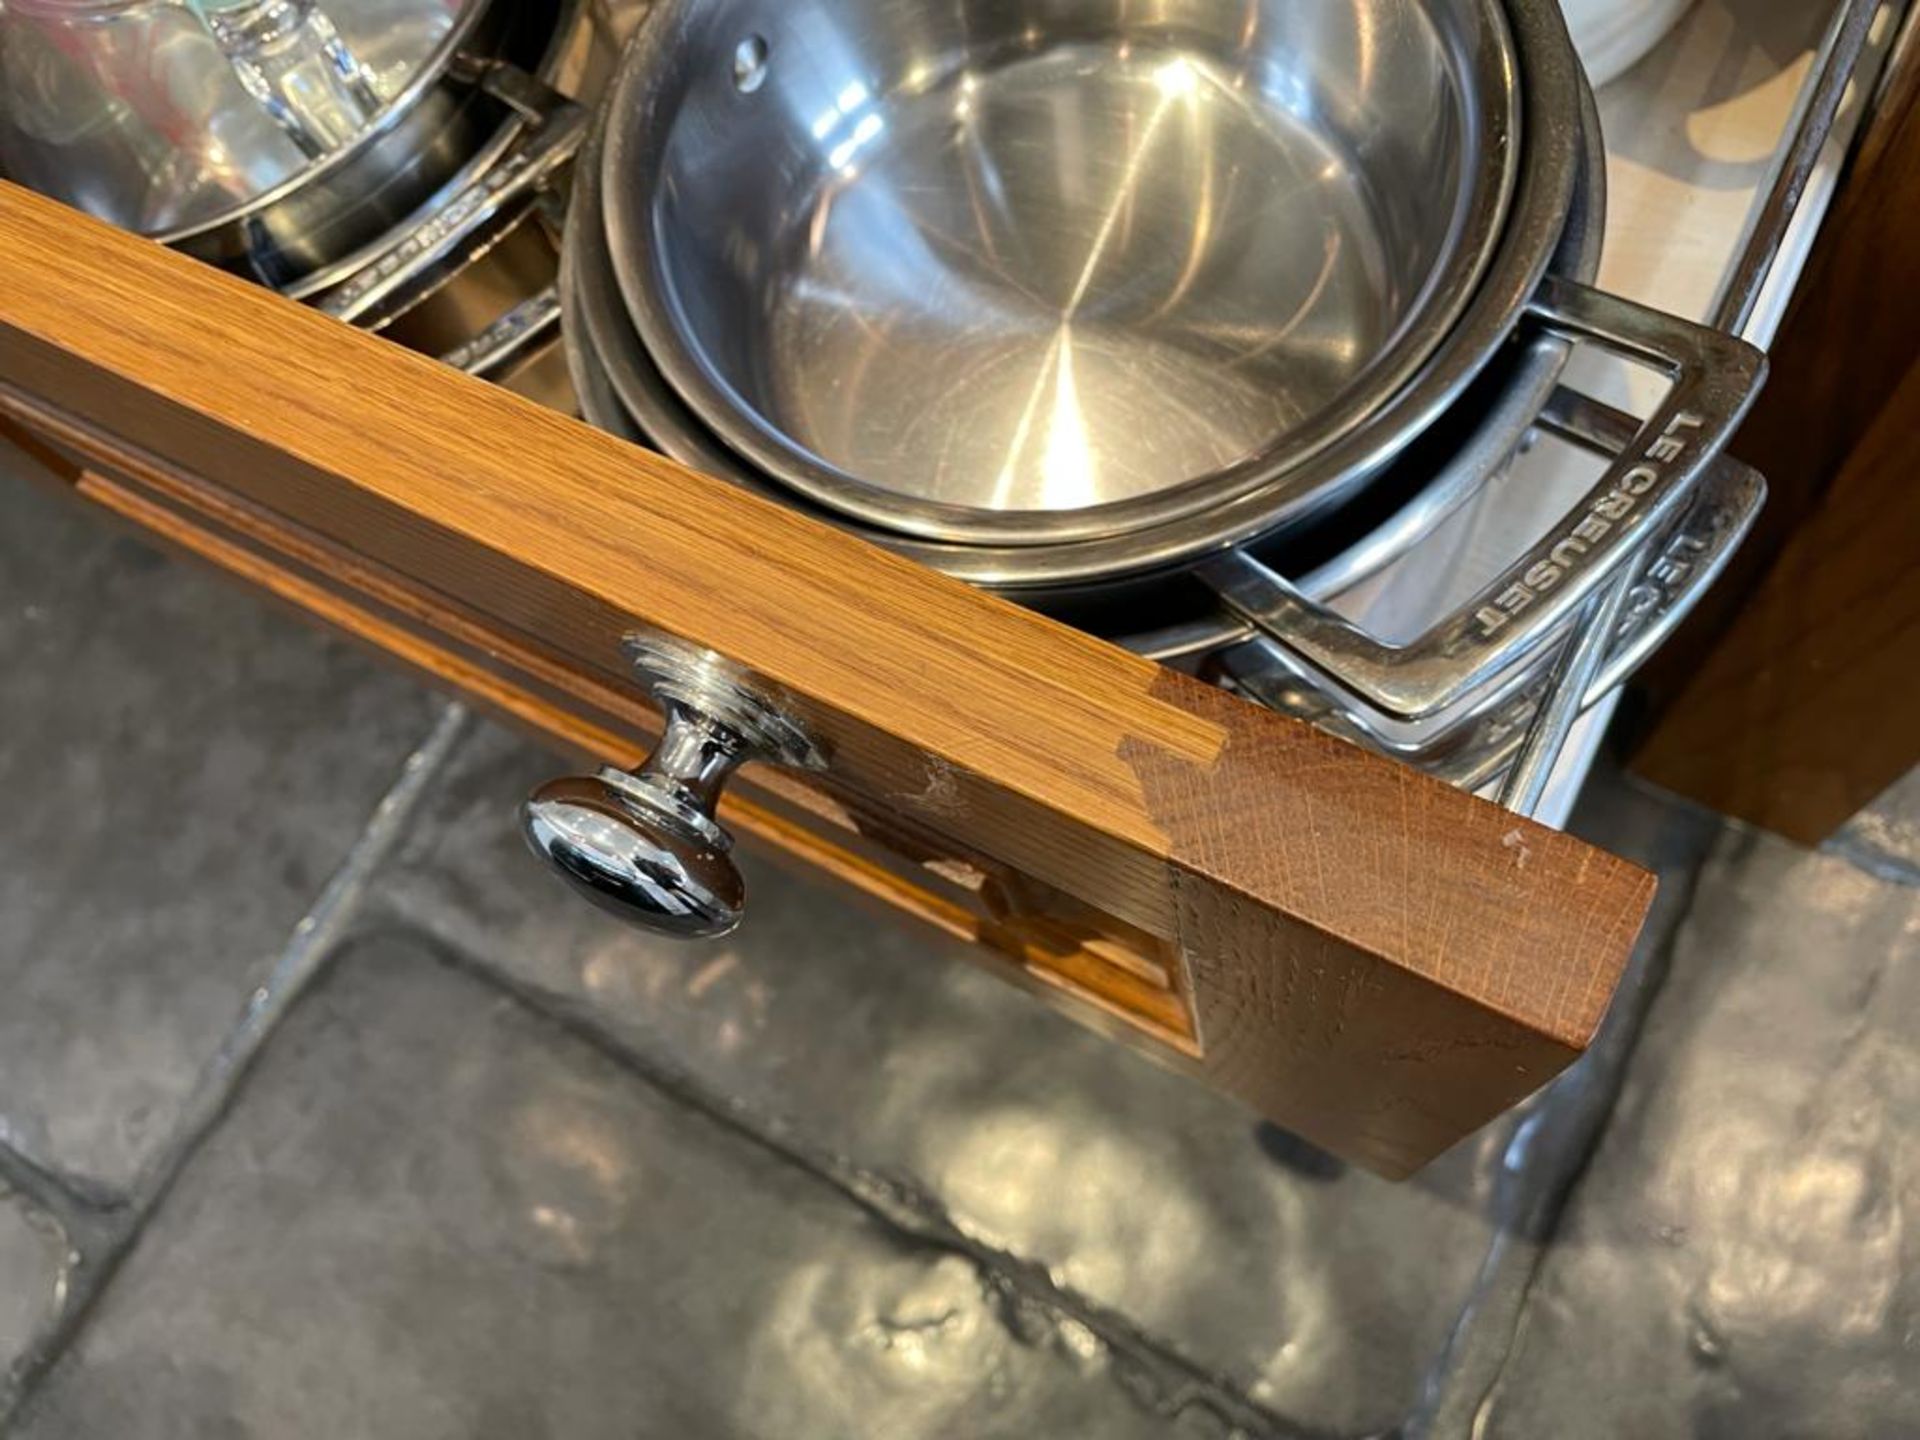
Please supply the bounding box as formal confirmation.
[601,0,1524,546]
[0,0,479,238]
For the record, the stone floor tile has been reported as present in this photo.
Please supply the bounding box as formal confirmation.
[1479,826,1920,1439]
[0,1186,65,1387]
[0,458,443,1189]
[364,723,1691,1437]
[13,935,1190,1440]
[1829,767,1920,887]
[1408,767,1725,1434]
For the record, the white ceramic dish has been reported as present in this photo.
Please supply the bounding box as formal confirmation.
[1562,0,1695,86]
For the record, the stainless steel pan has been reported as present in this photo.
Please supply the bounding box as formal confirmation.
[0,0,573,295]
[595,4,1763,730]
[563,76,1603,644]
[602,0,1527,546]
[274,0,579,302]
[563,85,1768,798]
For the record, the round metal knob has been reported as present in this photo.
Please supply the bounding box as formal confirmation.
[521,632,823,939]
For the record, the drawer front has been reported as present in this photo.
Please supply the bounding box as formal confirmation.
[0,183,1654,1175]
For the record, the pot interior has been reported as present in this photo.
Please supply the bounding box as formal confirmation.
[627,0,1513,526]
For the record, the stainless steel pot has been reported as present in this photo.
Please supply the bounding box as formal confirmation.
[563,75,1605,646]
[288,0,579,307]
[237,0,573,294]
[305,0,648,336]
[563,80,1767,801]
[0,0,467,238]
[592,3,1763,733]
[601,0,1527,546]
[0,0,571,292]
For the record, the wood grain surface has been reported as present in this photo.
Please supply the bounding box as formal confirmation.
[0,183,1656,1174]
[1634,29,1920,841]
[1634,360,1920,841]
[7,406,1199,1055]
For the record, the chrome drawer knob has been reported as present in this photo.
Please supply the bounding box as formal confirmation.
[521,631,823,939]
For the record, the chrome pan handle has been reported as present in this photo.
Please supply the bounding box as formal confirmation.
[318,65,586,330]
[1214,391,1767,802]
[438,285,562,379]
[1201,277,1766,721]
[1535,387,1765,699]
[1204,0,1890,722]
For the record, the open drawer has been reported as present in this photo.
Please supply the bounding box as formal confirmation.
[0,181,1656,1177]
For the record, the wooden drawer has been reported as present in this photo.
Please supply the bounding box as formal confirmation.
[0,182,1654,1177]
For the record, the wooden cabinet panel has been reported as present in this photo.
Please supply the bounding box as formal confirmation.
[0,182,1655,1175]
[1633,28,1920,842]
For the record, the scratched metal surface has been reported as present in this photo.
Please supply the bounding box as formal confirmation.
[1478,824,1920,1438]
[0,460,442,1191]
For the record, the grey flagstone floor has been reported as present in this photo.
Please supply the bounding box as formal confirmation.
[2,447,1915,1437]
